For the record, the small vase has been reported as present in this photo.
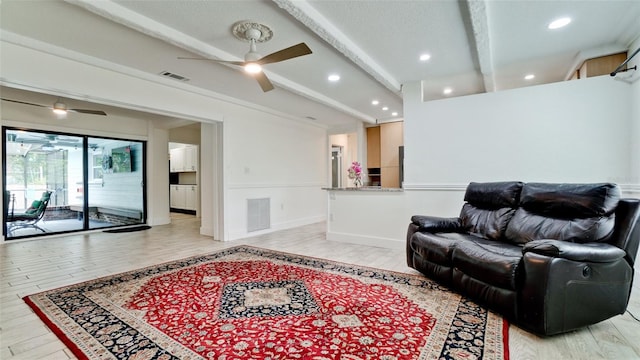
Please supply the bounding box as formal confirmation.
[354,178,362,188]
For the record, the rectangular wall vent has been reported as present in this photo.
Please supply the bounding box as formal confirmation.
[247,198,270,233]
[159,71,190,82]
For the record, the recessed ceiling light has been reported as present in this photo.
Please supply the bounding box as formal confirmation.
[419,53,431,61]
[391,112,398,116]
[382,107,389,111]
[328,74,340,82]
[443,87,453,95]
[548,17,571,30]
[524,74,535,80]
[371,100,379,105]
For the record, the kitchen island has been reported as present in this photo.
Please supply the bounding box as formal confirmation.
[323,186,407,249]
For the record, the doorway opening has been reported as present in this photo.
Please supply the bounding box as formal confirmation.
[331,146,343,188]
[3,127,146,239]
[169,142,199,217]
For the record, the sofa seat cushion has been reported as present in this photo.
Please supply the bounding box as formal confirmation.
[410,232,472,266]
[451,238,523,290]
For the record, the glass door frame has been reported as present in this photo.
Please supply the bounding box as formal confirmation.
[2,126,148,240]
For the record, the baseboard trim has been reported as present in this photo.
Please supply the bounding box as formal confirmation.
[227,215,326,241]
[170,208,196,215]
[326,231,404,250]
[149,216,171,226]
[200,225,214,238]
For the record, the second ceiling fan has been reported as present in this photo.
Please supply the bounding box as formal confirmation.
[179,21,312,92]
[1,98,107,116]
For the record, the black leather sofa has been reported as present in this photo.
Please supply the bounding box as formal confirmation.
[406,181,640,336]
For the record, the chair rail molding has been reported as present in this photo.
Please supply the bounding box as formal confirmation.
[402,183,468,191]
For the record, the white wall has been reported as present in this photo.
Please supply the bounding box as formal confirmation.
[328,75,637,248]
[148,126,170,226]
[199,122,221,238]
[404,76,632,186]
[223,107,327,240]
[627,37,640,195]
[1,38,332,241]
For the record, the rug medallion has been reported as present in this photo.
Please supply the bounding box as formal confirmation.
[23,246,508,360]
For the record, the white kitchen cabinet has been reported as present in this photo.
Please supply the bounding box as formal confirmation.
[170,185,186,209]
[185,185,198,211]
[170,146,198,172]
[170,185,198,211]
[169,148,184,172]
[184,146,198,172]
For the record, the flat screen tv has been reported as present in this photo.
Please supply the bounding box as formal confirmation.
[111,146,132,173]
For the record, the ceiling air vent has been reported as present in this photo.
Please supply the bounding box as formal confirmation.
[159,71,190,82]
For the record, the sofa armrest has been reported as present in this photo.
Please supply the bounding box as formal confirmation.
[523,239,626,263]
[410,215,463,232]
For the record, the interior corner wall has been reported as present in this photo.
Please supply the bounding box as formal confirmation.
[223,108,328,240]
[147,126,171,226]
[632,75,640,186]
[2,39,330,241]
[199,122,218,239]
[628,37,640,196]
[403,76,633,186]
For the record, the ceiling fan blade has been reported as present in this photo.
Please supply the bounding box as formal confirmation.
[69,109,107,116]
[3,97,107,116]
[1,98,48,108]
[177,57,245,66]
[258,43,312,65]
[255,72,275,92]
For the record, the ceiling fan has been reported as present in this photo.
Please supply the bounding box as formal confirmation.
[1,98,107,116]
[179,21,312,92]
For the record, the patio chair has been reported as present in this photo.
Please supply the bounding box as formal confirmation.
[6,191,52,236]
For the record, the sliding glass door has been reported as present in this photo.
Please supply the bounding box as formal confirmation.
[86,137,145,230]
[3,127,146,239]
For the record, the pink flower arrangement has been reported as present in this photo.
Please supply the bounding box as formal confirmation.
[347,161,363,187]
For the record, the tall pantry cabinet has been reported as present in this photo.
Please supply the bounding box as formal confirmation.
[366,122,403,188]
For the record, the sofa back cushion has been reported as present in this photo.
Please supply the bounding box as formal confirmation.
[460,204,516,240]
[460,181,523,240]
[464,181,524,209]
[505,208,615,244]
[519,182,619,218]
[505,183,620,244]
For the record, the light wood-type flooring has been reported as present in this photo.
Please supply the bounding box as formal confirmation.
[1,213,639,359]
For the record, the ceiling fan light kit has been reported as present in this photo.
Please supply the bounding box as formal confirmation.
[244,63,262,74]
[53,101,68,115]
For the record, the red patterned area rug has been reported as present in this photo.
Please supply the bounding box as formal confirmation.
[23,246,509,360]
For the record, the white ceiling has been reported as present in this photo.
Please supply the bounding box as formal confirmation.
[1,0,639,129]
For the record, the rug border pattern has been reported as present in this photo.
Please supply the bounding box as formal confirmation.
[23,245,509,360]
